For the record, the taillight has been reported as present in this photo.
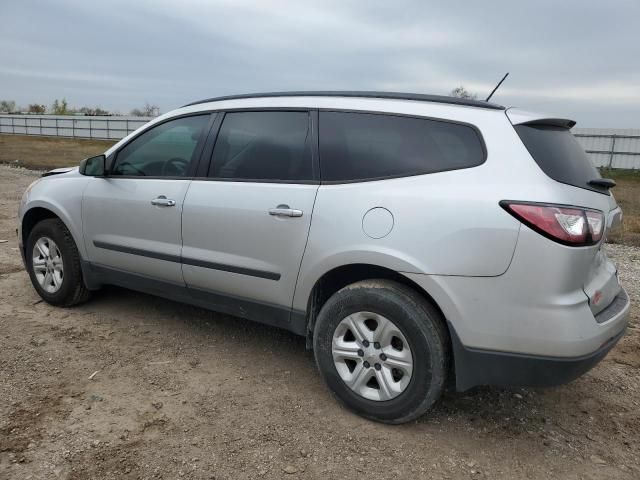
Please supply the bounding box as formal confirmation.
[585,210,604,242]
[500,201,604,246]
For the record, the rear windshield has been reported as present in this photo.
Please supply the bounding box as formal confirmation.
[514,124,607,194]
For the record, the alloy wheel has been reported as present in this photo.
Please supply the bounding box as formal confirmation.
[32,236,64,294]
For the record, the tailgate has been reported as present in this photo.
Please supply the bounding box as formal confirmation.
[507,109,625,319]
[583,205,624,316]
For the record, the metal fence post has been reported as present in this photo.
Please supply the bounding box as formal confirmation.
[608,135,617,168]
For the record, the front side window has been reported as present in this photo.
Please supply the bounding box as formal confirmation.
[209,111,313,182]
[111,115,209,177]
[319,111,485,182]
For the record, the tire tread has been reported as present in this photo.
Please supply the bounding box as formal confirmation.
[26,218,90,307]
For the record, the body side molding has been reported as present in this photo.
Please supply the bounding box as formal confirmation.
[93,240,281,281]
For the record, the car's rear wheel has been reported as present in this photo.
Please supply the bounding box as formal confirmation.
[26,218,90,306]
[313,279,449,424]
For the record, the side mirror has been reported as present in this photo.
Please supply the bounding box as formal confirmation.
[79,155,106,176]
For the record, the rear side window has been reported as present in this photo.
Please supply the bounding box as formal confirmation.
[209,111,313,182]
[514,124,605,194]
[319,111,485,182]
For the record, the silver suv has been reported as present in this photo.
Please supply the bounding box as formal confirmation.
[18,92,630,423]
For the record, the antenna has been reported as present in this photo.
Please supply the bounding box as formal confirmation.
[485,72,509,102]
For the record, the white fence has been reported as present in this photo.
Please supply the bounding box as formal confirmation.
[0,114,149,140]
[573,128,640,169]
[1,114,639,169]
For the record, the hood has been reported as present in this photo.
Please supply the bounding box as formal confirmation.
[41,166,78,177]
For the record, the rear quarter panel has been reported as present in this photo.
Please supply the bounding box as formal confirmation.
[292,105,542,312]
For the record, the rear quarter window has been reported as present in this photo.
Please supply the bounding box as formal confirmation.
[514,124,606,194]
[319,111,485,182]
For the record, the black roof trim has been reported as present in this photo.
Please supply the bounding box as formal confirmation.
[183,91,505,110]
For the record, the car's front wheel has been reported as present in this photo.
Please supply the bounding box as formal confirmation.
[26,218,90,306]
[313,279,449,424]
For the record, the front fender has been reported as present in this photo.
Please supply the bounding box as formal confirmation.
[21,176,91,259]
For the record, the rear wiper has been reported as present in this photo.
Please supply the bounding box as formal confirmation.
[588,178,616,189]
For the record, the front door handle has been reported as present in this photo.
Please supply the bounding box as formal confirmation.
[151,195,176,207]
[268,204,303,217]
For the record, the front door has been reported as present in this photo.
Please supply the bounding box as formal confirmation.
[82,114,211,284]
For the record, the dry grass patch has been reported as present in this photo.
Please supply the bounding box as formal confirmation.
[0,134,115,171]
[602,169,640,247]
[0,134,638,246]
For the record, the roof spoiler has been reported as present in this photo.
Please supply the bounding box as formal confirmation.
[505,109,576,129]
[519,118,577,129]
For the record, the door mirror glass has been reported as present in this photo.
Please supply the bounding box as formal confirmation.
[80,155,106,176]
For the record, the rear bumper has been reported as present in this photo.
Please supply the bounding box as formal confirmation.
[450,288,629,391]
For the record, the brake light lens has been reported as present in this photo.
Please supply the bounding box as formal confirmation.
[501,201,604,246]
[586,210,604,242]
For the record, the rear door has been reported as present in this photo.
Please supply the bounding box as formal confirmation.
[181,110,319,320]
[82,114,212,284]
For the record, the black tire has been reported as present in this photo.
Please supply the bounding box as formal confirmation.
[313,279,449,424]
[25,218,90,307]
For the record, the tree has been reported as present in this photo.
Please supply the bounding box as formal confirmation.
[449,86,477,99]
[28,104,46,114]
[130,102,160,117]
[79,106,110,116]
[51,98,70,115]
[0,100,16,113]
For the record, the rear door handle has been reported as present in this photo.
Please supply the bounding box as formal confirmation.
[151,195,176,207]
[268,204,303,217]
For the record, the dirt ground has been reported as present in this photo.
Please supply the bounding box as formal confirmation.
[0,165,639,480]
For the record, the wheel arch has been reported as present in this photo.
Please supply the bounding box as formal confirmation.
[301,263,451,350]
[21,203,86,260]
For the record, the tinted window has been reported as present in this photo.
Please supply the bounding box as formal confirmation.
[514,124,605,194]
[209,111,312,181]
[319,112,485,182]
[112,115,209,177]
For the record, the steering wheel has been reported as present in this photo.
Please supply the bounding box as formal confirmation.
[162,157,190,176]
[115,161,146,176]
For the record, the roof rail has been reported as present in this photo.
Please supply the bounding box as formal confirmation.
[182,91,505,110]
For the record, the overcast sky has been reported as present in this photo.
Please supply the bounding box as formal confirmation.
[2,0,639,127]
